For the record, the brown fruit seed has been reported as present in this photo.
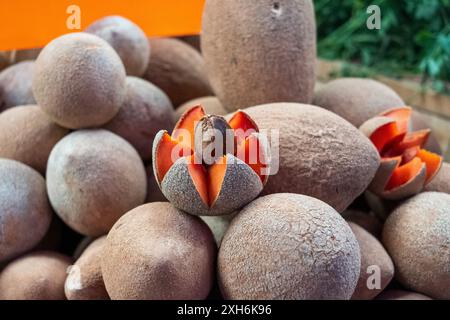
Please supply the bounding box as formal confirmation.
[101,202,216,300]
[382,192,450,299]
[349,222,394,300]
[218,193,361,300]
[375,289,432,300]
[32,32,126,129]
[85,16,150,77]
[0,105,69,174]
[202,0,316,111]
[424,162,449,194]
[0,61,36,111]
[0,159,52,262]
[65,236,109,300]
[176,96,227,120]
[103,77,174,162]
[143,38,213,106]
[0,251,72,300]
[46,130,147,236]
[243,103,380,212]
[313,78,405,128]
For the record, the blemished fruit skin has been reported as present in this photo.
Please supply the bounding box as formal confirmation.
[65,236,109,300]
[313,78,405,128]
[424,162,449,194]
[143,38,213,106]
[218,194,361,300]
[375,289,432,300]
[101,203,216,300]
[46,130,147,237]
[201,0,316,111]
[0,251,72,300]
[85,16,150,77]
[382,192,450,299]
[0,61,36,111]
[32,32,126,129]
[0,159,52,263]
[175,96,227,120]
[103,77,174,162]
[0,105,69,174]
[348,222,394,300]
[243,103,380,213]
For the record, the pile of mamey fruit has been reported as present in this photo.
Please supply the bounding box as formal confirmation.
[0,0,449,300]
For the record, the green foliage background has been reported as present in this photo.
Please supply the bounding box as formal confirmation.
[315,0,450,93]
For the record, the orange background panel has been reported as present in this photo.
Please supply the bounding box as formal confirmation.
[0,0,205,50]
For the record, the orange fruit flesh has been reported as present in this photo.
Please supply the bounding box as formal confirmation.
[236,135,267,183]
[370,109,442,191]
[155,132,190,182]
[172,105,206,149]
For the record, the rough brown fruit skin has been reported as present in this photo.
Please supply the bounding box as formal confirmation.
[375,289,432,300]
[143,38,213,106]
[425,162,449,194]
[0,251,71,300]
[85,16,150,77]
[313,78,405,128]
[0,61,36,111]
[0,159,52,263]
[177,35,201,52]
[202,0,316,111]
[65,236,109,300]
[103,77,174,162]
[32,32,126,129]
[382,192,450,299]
[219,193,361,300]
[342,209,382,238]
[176,96,227,120]
[101,202,216,300]
[410,111,442,155]
[243,103,380,212]
[46,130,147,236]
[348,223,394,300]
[0,105,69,174]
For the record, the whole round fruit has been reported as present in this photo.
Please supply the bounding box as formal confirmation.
[0,61,36,111]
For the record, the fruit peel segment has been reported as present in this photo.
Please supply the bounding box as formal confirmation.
[172,105,206,149]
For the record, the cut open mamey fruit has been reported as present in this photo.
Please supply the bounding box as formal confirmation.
[360,107,442,200]
[152,105,270,216]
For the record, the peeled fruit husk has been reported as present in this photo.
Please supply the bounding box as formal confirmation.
[152,105,270,216]
[360,107,442,200]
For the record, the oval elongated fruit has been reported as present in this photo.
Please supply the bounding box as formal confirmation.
[46,130,147,236]
[243,103,380,212]
[32,33,126,129]
[152,106,270,216]
[360,107,442,200]
[202,0,316,111]
[218,194,361,300]
[101,203,216,300]
[0,61,36,111]
[0,105,69,174]
[382,192,450,300]
[0,159,52,263]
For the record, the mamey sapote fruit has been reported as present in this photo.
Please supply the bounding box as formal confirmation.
[424,162,449,194]
[243,103,379,212]
[360,107,442,200]
[313,78,405,128]
[101,202,216,300]
[382,192,450,300]
[0,159,52,263]
[33,33,126,129]
[411,111,442,155]
[0,61,36,111]
[103,77,174,162]
[218,194,360,300]
[46,130,147,236]
[153,105,270,216]
[376,290,432,300]
[143,38,212,106]
[85,16,150,77]
[348,223,394,300]
[0,251,71,300]
[65,236,109,300]
[342,209,382,238]
[0,105,69,174]
[176,96,226,120]
[200,214,235,247]
[202,0,316,111]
